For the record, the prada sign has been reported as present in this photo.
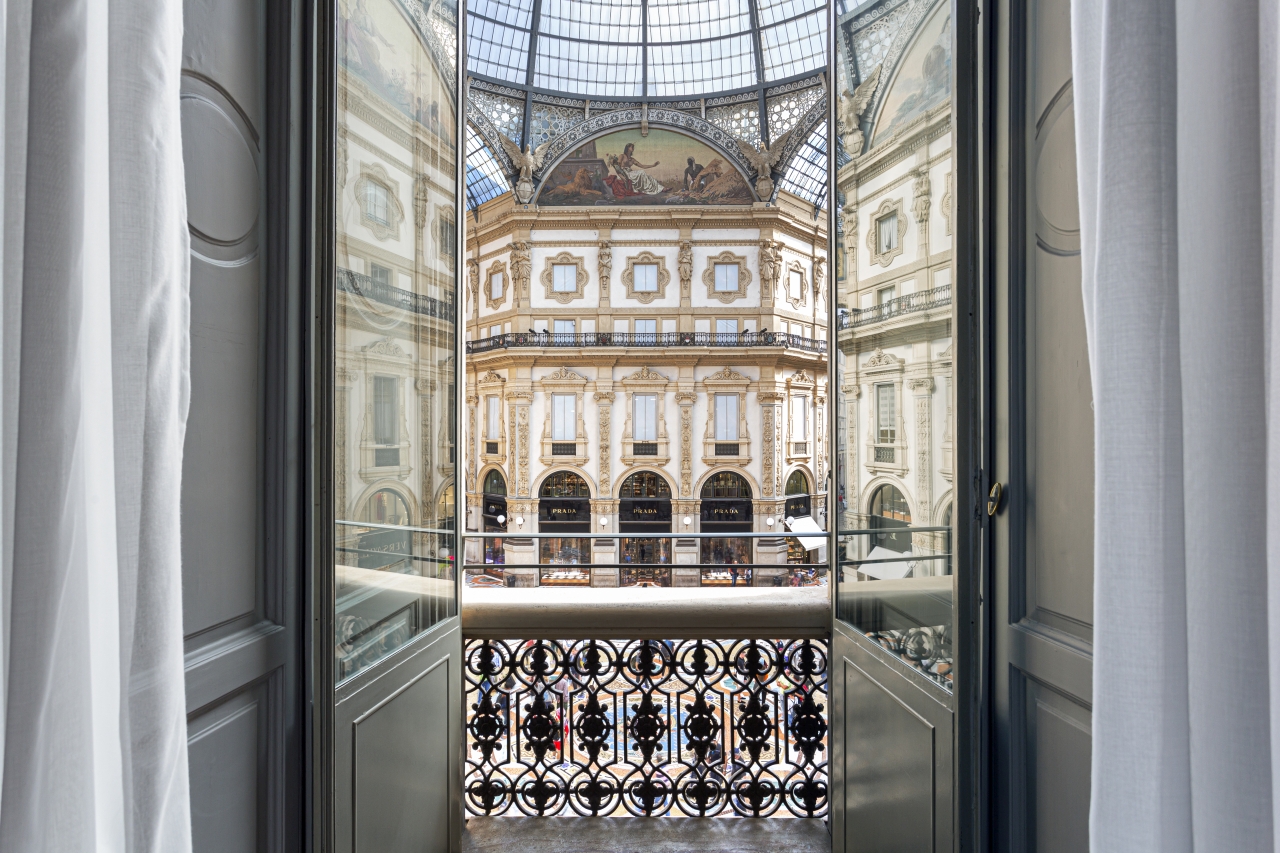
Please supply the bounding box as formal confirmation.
[619,499,672,528]
[785,495,811,518]
[539,500,589,523]
[700,499,753,527]
[483,496,508,532]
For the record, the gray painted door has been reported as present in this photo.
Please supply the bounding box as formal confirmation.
[180,0,303,849]
[992,0,1093,849]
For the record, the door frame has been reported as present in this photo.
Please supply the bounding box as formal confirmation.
[825,0,992,849]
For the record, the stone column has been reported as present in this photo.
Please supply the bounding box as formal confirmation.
[590,499,619,587]
[595,390,614,497]
[758,391,784,499]
[465,392,478,504]
[672,499,700,587]
[676,390,697,498]
[501,498,538,587]
[753,499,788,587]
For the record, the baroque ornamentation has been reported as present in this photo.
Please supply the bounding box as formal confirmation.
[837,64,881,157]
[785,260,807,310]
[510,241,532,302]
[354,162,405,242]
[941,171,953,236]
[621,251,671,304]
[517,405,530,496]
[467,258,480,310]
[598,241,613,290]
[677,392,696,497]
[628,366,668,382]
[595,391,614,495]
[762,406,775,496]
[678,241,693,296]
[541,251,589,304]
[865,348,901,369]
[912,168,932,226]
[363,338,409,358]
[702,251,752,304]
[484,260,508,310]
[867,197,907,267]
[544,366,588,382]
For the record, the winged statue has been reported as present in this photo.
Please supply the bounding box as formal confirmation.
[735,125,798,201]
[838,64,882,157]
[498,134,553,204]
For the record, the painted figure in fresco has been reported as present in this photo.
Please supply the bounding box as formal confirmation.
[606,143,664,197]
[684,158,704,191]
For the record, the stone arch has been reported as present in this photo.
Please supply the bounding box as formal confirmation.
[693,466,762,500]
[615,467,675,499]
[352,479,419,526]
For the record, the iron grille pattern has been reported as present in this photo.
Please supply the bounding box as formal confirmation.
[873,446,895,463]
[837,284,951,330]
[486,441,500,455]
[466,330,827,354]
[633,442,659,456]
[715,443,741,456]
[551,443,577,456]
[464,638,828,819]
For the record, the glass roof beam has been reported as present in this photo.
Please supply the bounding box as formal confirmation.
[521,0,545,148]
[746,0,770,146]
[467,69,826,108]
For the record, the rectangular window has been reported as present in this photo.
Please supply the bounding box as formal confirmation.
[716,319,737,335]
[635,319,656,336]
[552,394,576,441]
[438,215,456,259]
[365,182,391,226]
[553,319,576,336]
[877,212,899,254]
[792,396,808,440]
[634,263,658,292]
[489,325,502,338]
[553,264,577,292]
[715,394,739,441]
[374,376,398,447]
[878,285,897,304]
[791,269,804,300]
[714,263,738,292]
[486,396,500,440]
[370,263,391,288]
[634,394,657,441]
[877,384,896,444]
[489,272,503,299]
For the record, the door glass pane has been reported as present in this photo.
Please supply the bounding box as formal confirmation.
[834,0,955,691]
[334,0,458,683]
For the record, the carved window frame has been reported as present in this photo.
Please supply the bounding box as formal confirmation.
[484,260,508,310]
[862,349,908,476]
[785,369,816,461]
[354,162,405,242]
[867,197,907,267]
[785,260,807,310]
[620,367,671,466]
[700,367,752,466]
[538,367,590,466]
[478,370,507,465]
[703,251,752,304]
[433,204,456,262]
[621,251,671,305]
[541,252,589,304]
[358,338,414,482]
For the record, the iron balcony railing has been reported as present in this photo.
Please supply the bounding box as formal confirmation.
[466,330,828,355]
[837,284,952,330]
[336,268,455,320]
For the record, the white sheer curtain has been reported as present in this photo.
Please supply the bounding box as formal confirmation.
[0,0,192,847]
[1074,0,1280,848]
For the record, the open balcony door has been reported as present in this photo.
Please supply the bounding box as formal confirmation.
[321,0,466,849]
[990,0,1093,848]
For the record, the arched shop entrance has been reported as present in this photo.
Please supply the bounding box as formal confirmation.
[785,471,816,567]
[481,470,508,567]
[618,471,672,586]
[538,471,592,586]
[869,483,913,554]
[699,471,753,584]
[353,488,413,573]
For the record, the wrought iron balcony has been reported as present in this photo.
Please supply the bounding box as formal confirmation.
[466,330,828,355]
[837,284,952,330]
[337,268,455,320]
[463,636,828,819]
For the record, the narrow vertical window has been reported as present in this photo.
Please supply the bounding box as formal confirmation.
[634,394,657,441]
[486,396,500,440]
[877,212,899,253]
[370,263,392,288]
[634,263,658,292]
[877,384,896,443]
[374,376,398,446]
[792,396,808,440]
[365,182,390,226]
[715,394,739,441]
[552,394,576,441]
[489,271,503,300]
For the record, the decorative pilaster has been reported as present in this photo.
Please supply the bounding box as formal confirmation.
[758,391,784,497]
[514,395,531,497]
[598,241,612,308]
[678,240,693,307]
[336,367,357,520]
[595,391,615,496]
[910,377,934,525]
[913,167,932,259]
[467,258,480,321]
[676,390,697,497]
[465,393,479,497]
[419,378,438,500]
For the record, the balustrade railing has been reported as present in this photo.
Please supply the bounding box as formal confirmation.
[467,330,827,354]
[837,284,952,330]
[463,637,828,819]
[337,268,454,320]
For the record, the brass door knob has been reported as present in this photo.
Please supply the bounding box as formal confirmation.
[987,482,1004,516]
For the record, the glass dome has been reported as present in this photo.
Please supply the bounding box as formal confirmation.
[467,0,826,100]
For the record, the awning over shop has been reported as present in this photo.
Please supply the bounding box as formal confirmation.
[785,514,827,551]
[857,545,918,580]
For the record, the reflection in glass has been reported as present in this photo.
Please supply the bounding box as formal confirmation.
[834,0,955,689]
[334,0,458,682]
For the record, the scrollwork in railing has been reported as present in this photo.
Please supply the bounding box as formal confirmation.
[466,330,827,354]
[463,637,828,819]
[837,284,952,330]
[865,625,953,687]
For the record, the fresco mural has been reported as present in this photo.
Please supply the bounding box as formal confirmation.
[871,5,951,145]
[338,0,455,145]
[536,128,755,206]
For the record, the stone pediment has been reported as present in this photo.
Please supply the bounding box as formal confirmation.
[624,366,669,383]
